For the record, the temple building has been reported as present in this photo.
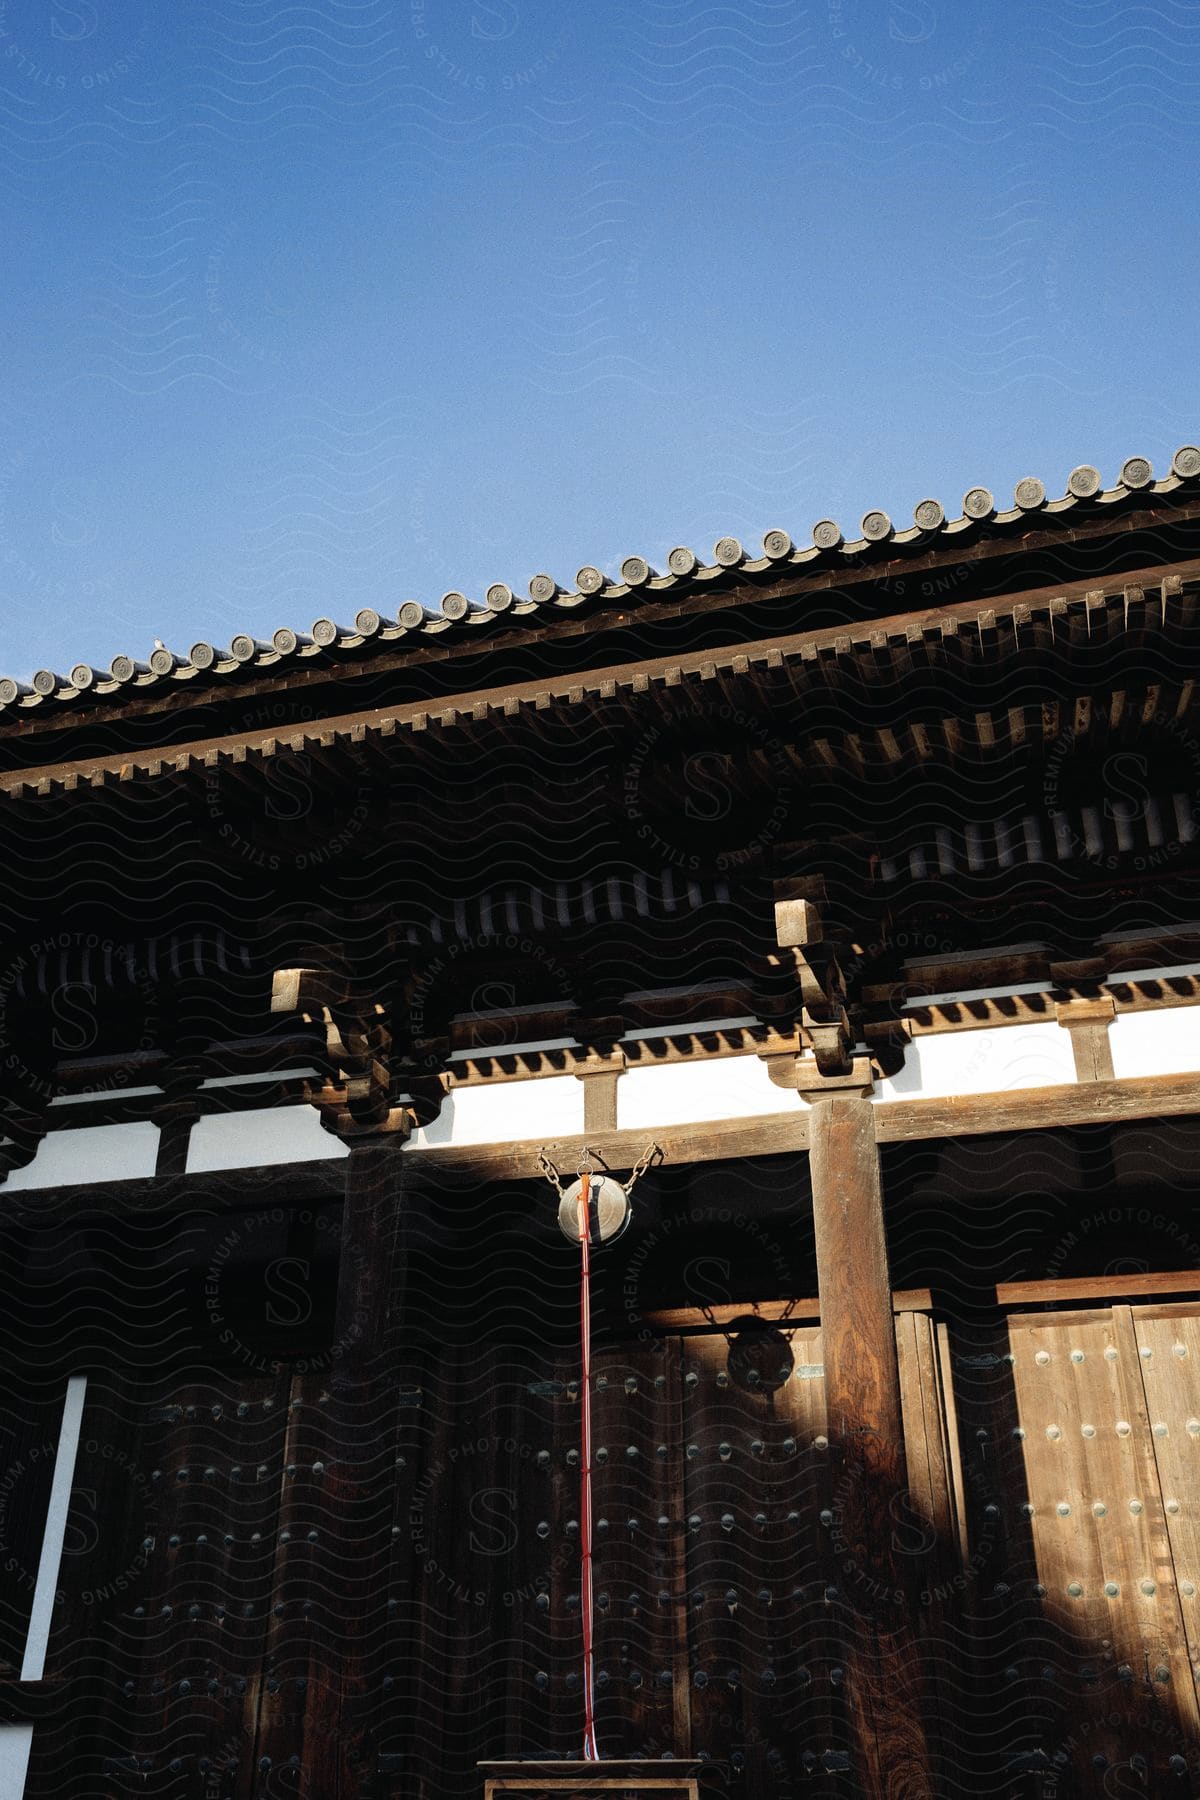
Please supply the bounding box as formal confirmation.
[1,445,1200,1796]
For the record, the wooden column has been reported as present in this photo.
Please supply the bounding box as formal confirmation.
[292,1136,409,1793]
[808,1093,933,1800]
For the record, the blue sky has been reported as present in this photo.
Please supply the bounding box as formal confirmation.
[1,0,1197,679]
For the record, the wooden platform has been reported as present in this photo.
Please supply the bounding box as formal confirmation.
[479,1759,708,1799]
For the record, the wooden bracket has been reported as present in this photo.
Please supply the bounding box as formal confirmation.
[771,878,855,1076]
[765,1052,876,1101]
[271,965,442,1141]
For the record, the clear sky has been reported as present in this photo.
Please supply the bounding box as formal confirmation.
[1,0,1197,680]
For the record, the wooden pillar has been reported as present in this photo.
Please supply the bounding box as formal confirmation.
[263,1136,409,1795]
[808,1094,933,1800]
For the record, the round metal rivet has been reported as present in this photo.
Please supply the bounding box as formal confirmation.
[1047,1425,1062,1440]
[1070,1349,1085,1363]
[1057,1503,1071,1517]
[1141,1580,1156,1596]
[1081,1425,1096,1439]
[1067,1582,1083,1597]
[1130,1500,1143,1514]
[1093,1503,1106,1517]
[1104,1582,1120,1597]
[1115,1421,1131,1437]
[1167,1500,1181,1515]
[1035,1351,1051,1365]
[1154,1423,1169,1437]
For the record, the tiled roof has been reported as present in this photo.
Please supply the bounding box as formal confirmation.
[2,446,1197,716]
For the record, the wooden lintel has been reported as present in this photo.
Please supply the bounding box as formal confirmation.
[644,1289,934,1332]
[9,1070,1200,1207]
[402,1070,1200,1180]
[996,1269,1200,1307]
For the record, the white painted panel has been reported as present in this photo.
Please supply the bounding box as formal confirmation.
[0,1725,32,1798]
[875,1023,1075,1101]
[23,1375,87,1680]
[186,1105,349,1173]
[5,1122,159,1190]
[406,1076,583,1149]
[1110,1007,1200,1080]
[618,1055,798,1131]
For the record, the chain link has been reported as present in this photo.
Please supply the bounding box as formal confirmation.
[536,1148,565,1195]
[623,1141,663,1194]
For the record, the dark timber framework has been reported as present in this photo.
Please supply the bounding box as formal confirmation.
[2,451,1200,1796]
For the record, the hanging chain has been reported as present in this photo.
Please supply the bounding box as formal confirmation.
[538,1141,663,1194]
[536,1148,565,1194]
[622,1141,663,1195]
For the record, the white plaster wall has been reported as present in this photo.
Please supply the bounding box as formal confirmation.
[186,1104,348,1173]
[618,1054,796,1131]
[0,1725,31,1799]
[875,1023,1075,1101]
[1110,1006,1200,1081]
[5,1122,160,1190]
[406,1074,584,1149]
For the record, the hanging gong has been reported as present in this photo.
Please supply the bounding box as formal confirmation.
[557,1175,631,1245]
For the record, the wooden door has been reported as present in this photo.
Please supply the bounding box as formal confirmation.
[378,1335,684,1795]
[953,1303,1200,1796]
[676,1312,961,1796]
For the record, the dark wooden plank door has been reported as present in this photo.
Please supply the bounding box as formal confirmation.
[679,1323,853,1792]
[953,1304,1200,1797]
